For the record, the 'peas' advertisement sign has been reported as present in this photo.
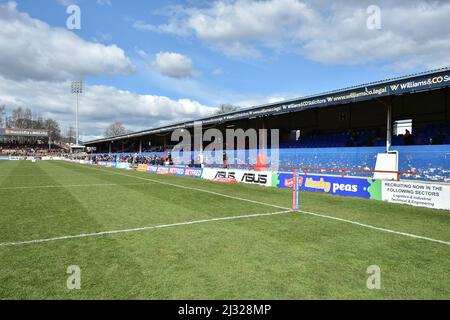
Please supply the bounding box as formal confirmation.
[273,173,382,200]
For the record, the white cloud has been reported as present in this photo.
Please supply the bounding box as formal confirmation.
[0,2,226,142]
[0,76,217,140]
[0,2,133,81]
[137,0,450,70]
[234,93,303,108]
[153,52,197,79]
[212,68,223,76]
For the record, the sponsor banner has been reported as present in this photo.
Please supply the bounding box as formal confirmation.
[212,177,238,184]
[41,157,64,161]
[144,165,202,178]
[116,162,131,170]
[167,166,186,176]
[0,156,9,160]
[0,128,48,137]
[239,171,271,186]
[137,164,149,172]
[98,161,115,167]
[156,166,170,175]
[201,71,450,125]
[202,168,272,187]
[184,167,203,178]
[202,168,222,180]
[382,181,450,211]
[273,172,382,199]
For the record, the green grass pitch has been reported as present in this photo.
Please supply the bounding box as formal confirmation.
[0,160,448,299]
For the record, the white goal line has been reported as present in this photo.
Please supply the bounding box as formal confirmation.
[0,210,292,248]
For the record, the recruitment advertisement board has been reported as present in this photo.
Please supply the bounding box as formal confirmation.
[382,181,450,210]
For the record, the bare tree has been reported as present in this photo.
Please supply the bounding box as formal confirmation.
[214,104,241,115]
[43,119,61,142]
[104,122,130,138]
[0,107,63,144]
[8,107,33,128]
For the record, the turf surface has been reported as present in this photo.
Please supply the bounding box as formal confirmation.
[0,160,449,299]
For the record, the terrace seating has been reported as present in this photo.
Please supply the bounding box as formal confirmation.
[281,123,450,149]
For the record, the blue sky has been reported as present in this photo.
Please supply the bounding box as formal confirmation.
[0,0,449,139]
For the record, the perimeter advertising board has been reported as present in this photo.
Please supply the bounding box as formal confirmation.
[86,162,450,211]
[137,164,148,172]
[202,168,273,187]
[142,165,203,178]
[382,181,450,210]
[273,172,382,200]
[116,162,130,169]
[184,167,203,178]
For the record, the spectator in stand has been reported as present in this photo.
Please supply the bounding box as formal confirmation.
[403,129,414,145]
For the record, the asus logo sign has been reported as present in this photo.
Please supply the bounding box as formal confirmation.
[215,171,236,179]
[241,173,267,184]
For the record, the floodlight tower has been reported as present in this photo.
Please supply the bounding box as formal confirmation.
[71,80,83,145]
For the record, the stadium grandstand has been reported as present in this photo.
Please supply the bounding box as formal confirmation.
[84,68,450,183]
[0,128,66,158]
[2,71,450,301]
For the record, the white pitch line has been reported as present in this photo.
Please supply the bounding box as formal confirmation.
[0,173,114,177]
[0,182,154,191]
[69,162,450,246]
[80,164,288,211]
[298,209,450,246]
[0,210,291,248]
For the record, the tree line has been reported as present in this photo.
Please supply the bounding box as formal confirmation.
[0,105,76,143]
[0,103,243,142]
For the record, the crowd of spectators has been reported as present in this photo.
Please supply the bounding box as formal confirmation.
[0,143,66,157]
[399,128,447,146]
[90,153,173,166]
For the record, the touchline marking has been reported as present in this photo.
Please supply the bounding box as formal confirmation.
[0,173,114,177]
[298,210,450,246]
[0,211,291,248]
[67,162,450,246]
[0,182,154,190]
[77,163,288,210]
